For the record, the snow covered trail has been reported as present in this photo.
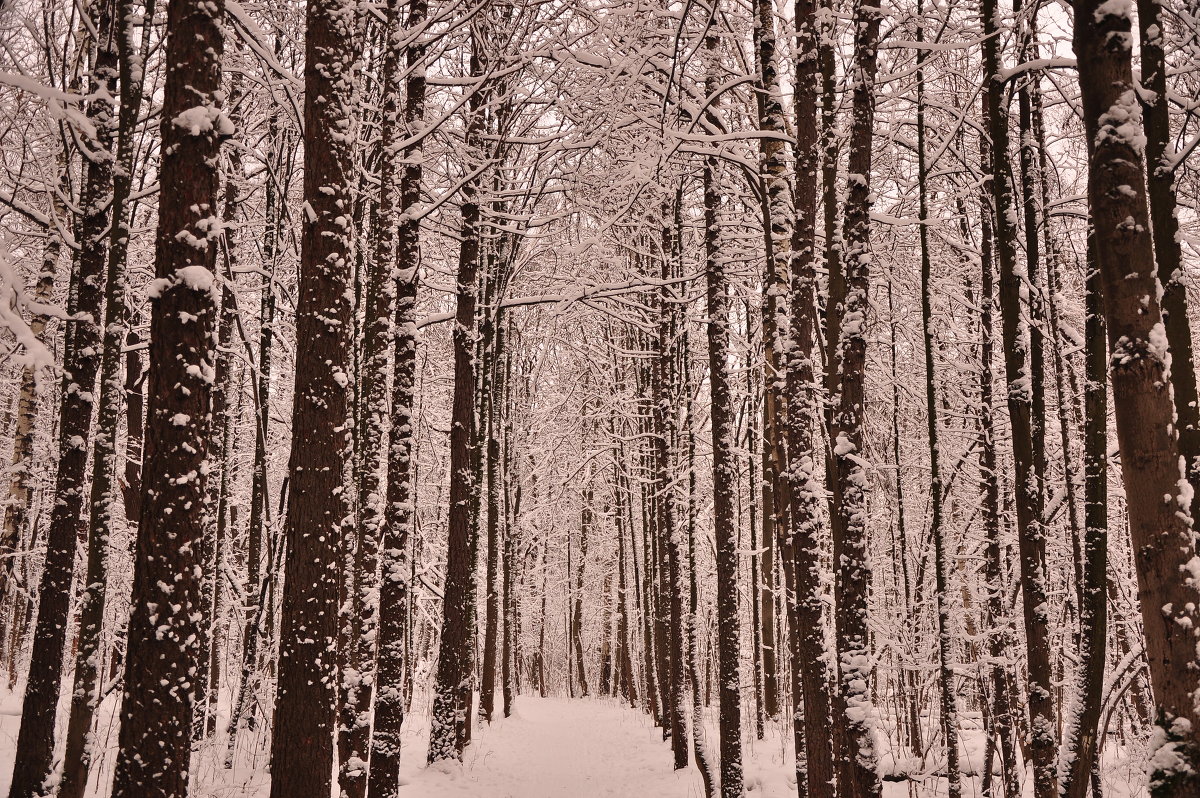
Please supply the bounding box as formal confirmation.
[398,696,712,797]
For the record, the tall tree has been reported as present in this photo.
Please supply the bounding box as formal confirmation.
[269,0,358,792]
[369,0,428,788]
[829,0,882,795]
[1074,1,1200,793]
[702,13,744,793]
[108,0,227,792]
[61,0,153,786]
[9,3,117,794]
[981,0,1057,793]
[427,20,486,763]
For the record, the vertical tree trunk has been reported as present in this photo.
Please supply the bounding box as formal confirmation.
[9,5,117,795]
[573,484,591,697]
[61,0,155,783]
[753,0,786,725]
[787,0,835,794]
[269,0,356,792]
[427,27,485,763]
[915,10,960,791]
[829,2,881,796]
[338,3,403,795]
[703,61,745,793]
[481,301,508,719]
[1137,0,1200,521]
[1059,237,1109,798]
[980,2,1056,794]
[109,0,226,791]
[685,378,717,798]
[976,94,1021,798]
[1074,2,1200,792]
[653,219,688,765]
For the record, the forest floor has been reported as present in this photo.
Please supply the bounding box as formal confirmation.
[0,687,1150,797]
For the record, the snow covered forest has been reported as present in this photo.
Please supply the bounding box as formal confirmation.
[0,0,1196,794]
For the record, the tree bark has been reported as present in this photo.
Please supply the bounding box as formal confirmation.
[10,4,117,794]
[1074,2,1200,792]
[109,0,226,791]
[427,26,485,763]
[269,0,357,792]
[829,2,882,796]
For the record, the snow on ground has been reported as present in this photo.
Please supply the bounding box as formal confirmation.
[0,684,1153,797]
[399,696,709,797]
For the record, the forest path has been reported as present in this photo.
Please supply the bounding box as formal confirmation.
[399,695,714,797]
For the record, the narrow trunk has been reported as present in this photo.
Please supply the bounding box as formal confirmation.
[10,5,117,794]
[829,1,882,795]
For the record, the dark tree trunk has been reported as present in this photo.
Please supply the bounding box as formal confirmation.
[427,28,485,764]
[9,5,117,795]
[1137,0,1200,523]
[702,41,744,791]
[269,0,357,793]
[62,0,156,782]
[1075,2,1200,792]
[786,0,835,794]
[109,0,225,792]
[829,2,882,796]
[981,2,1056,794]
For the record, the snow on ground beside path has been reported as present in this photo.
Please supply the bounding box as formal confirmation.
[0,684,1155,797]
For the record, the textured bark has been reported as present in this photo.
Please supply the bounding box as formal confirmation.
[786,0,834,794]
[981,1,1056,793]
[976,95,1021,798]
[703,51,744,791]
[9,4,116,795]
[1059,239,1108,798]
[481,297,509,718]
[572,485,591,696]
[685,389,717,798]
[656,206,688,768]
[612,425,638,708]
[337,3,403,795]
[61,0,152,786]
[1074,2,1200,793]
[829,2,881,796]
[427,29,485,764]
[1137,0,1200,523]
[753,0,786,725]
[109,0,225,791]
[269,0,356,793]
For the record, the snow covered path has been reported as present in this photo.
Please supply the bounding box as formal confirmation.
[398,696,717,797]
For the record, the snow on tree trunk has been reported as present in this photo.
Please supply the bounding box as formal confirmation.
[1074,1,1200,793]
[269,0,357,792]
[109,0,227,792]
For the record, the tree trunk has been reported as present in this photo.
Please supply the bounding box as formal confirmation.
[9,4,117,795]
[1137,0,1200,523]
[269,0,357,792]
[787,0,835,794]
[1074,2,1200,792]
[427,28,485,763]
[980,2,1056,794]
[109,0,225,791]
[702,45,744,790]
[829,2,882,796]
